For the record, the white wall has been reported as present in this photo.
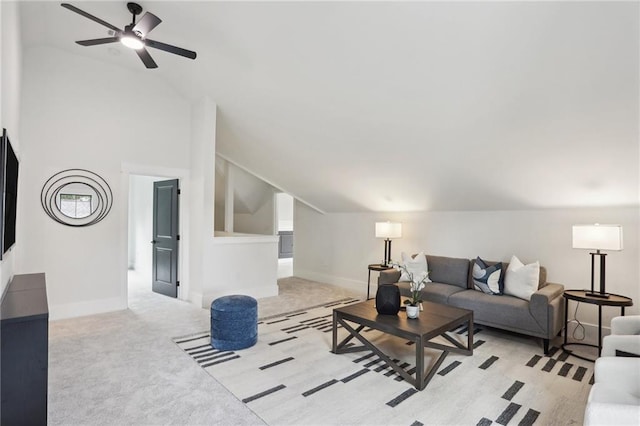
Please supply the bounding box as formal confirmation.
[277,192,294,232]
[203,233,279,307]
[128,175,163,279]
[17,46,191,319]
[188,96,217,307]
[0,1,21,295]
[17,47,275,317]
[215,157,278,235]
[1,1,21,142]
[191,100,279,307]
[234,193,275,235]
[213,156,228,232]
[294,204,640,330]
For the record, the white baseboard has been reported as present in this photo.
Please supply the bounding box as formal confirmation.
[250,284,279,299]
[49,296,127,320]
[202,284,278,309]
[564,321,610,345]
[189,291,204,308]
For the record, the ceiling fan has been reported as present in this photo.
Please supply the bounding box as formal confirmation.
[61,2,197,69]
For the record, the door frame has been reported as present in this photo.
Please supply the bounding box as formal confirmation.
[120,162,191,306]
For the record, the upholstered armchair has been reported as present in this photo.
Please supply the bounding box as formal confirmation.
[584,357,640,425]
[584,316,640,425]
[601,315,640,357]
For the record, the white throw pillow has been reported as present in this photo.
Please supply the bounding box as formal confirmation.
[504,255,540,300]
[399,252,431,283]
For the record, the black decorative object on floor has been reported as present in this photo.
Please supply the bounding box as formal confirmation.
[375,284,401,315]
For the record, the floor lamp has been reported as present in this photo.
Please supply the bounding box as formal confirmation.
[375,222,402,267]
[572,224,623,299]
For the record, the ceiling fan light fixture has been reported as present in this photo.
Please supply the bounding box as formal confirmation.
[120,34,144,50]
[62,2,197,68]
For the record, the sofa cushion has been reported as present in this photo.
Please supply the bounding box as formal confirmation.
[466,259,548,290]
[399,252,431,283]
[472,257,504,295]
[538,266,548,288]
[467,258,502,290]
[448,290,544,336]
[425,255,470,289]
[397,281,465,305]
[504,255,540,301]
[378,269,401,285]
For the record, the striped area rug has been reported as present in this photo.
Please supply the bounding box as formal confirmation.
[174,299,593,425]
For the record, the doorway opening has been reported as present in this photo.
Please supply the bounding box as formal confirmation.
[276,192,294,278]
[127,174,180,299]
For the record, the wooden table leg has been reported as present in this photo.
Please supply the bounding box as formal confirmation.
[415,335,424,389]
[332,310,338,353]
[563,296,569,346]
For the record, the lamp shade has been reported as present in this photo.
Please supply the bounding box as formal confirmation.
[572,224,623,251]
[375,222,402,239]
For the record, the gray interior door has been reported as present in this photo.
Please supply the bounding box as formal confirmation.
[278,231,293,259]
[152,179,179,298]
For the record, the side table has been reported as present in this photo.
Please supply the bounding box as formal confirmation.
[367,264,393,300]
[562,289,633,362]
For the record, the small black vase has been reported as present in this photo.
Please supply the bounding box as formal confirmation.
[375,284,401,315]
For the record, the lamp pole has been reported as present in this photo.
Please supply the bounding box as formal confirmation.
[586,250,609,299]
[383,238,392,266]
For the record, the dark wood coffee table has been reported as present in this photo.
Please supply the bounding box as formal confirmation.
[331,300,473,390]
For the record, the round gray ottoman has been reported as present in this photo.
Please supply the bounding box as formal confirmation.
[210,295,258,350]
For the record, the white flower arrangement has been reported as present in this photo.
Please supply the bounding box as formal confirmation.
[391,262,430,306]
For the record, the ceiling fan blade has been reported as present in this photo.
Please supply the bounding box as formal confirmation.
[61,3,121,33]
[132,12,162,37]
[136,48,158,69]
[145,39,197,60]
[76,37,119,47]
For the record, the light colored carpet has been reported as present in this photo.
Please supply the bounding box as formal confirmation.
[258,277,360,319]
[48,272,355,425]
[176,301,594,426]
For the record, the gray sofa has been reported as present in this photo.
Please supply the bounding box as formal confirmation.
[378,254,565,354]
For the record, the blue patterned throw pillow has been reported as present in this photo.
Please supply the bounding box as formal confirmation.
[472,257,503,295]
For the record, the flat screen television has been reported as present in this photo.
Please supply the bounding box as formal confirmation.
[0,128,18,259]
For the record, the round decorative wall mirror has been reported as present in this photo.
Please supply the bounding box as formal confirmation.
[41,169,113,227]
[56,182,99,219]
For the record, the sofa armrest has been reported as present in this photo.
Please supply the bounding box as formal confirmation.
[378,269,401,285]
[530,282,564,308]
[602,335,640,357]
[529,282,564,337]
[594,357,640,395]
[612,316,640,336]
[584,402,640,426]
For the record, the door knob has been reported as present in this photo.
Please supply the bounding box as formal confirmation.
[151,240,157,244]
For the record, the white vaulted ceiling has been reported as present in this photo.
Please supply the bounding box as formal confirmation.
[18,1,639,213]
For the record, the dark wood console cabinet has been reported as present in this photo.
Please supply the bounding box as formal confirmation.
[1,273,48,425]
